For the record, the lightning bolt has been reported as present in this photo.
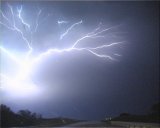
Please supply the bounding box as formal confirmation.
[58,20,69,25]
[0,4,124,96]
[0,46,21,64]
[34,8,50,33]
[1,4,32,52]
[60,20,83,40]
[17,5,30,30]
[0,10,11,24]
[34,9,42,32]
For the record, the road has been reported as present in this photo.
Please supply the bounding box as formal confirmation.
[62,121,124,127]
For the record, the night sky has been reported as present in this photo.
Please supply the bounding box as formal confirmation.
[0,1,159,120]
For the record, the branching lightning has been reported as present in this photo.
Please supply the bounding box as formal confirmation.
[58,20,68,25]
[34,9,42,32]
[0,4,124,96]
[17,5,30,30]
[60,20,83,40]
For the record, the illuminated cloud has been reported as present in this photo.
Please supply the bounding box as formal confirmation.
[0,3,124,98]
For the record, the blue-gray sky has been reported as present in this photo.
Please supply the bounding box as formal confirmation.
[0,1,159,120]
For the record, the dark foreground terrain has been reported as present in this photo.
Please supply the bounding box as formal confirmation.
[1,103,160,127]
[19,120,160,128]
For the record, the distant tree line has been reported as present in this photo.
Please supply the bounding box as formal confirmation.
[112,102,160,123]
[0,104,42,127]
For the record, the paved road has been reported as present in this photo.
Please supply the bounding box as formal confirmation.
[62,121,124,127]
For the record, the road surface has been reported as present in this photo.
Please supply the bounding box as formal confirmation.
[62,121,124,127]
